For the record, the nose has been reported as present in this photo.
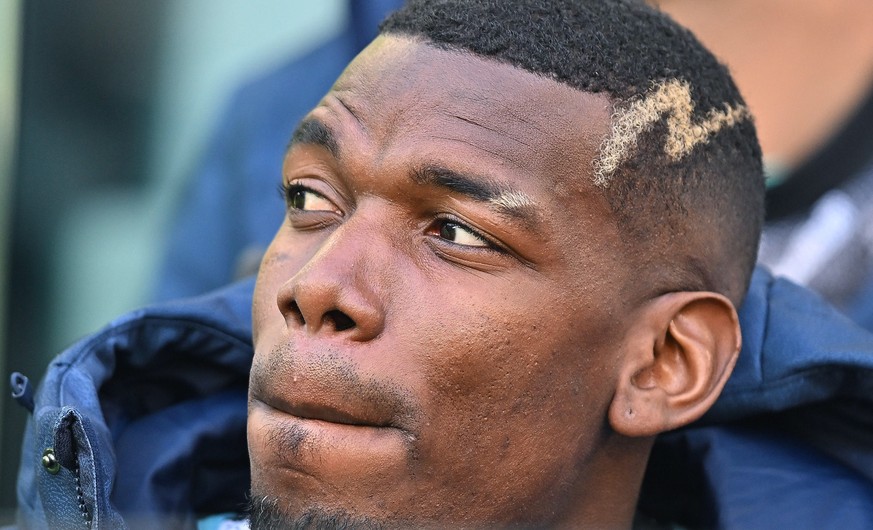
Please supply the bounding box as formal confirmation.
[276,225,387,342]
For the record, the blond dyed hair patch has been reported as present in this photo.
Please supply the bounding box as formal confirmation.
[594,79,751,187]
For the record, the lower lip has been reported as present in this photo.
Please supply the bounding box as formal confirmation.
[249,399,413,477]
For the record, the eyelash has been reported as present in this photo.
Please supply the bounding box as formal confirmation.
[431,215,504,254]
[277,181,505,255]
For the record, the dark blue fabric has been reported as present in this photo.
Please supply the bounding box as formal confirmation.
[849,268,873,332]
[16,279,254,529]
[15,268,873,528]
[712,270,873,420]
[153,0,403,302]
[10,372,34,413]
[641,424,873,529]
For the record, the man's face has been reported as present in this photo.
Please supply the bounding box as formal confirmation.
[249,35,639,526]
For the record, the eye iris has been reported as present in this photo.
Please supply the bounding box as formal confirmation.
[291,190,307,210]
[440,223,458,241]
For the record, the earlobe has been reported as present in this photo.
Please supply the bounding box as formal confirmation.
[609,292,741,437]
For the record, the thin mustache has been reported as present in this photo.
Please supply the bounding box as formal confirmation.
[249,340,421,434]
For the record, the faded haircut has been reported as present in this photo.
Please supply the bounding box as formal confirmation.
[380,0,764,304]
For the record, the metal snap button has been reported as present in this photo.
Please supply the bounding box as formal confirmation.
[42,448,60,474]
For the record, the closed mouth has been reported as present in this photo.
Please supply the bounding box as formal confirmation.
[247,348,420,439]
[269,396,388,428]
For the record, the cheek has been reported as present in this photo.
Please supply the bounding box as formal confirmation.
[420,314,614,435]
[413,286,620,410]
[252,237,298,348]
[400,286,623,514]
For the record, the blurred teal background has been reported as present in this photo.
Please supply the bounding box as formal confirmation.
[0,0,347,519]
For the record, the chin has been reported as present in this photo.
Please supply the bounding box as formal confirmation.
[248,494,390,530]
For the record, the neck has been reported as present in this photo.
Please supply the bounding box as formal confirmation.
[553,433,655,529]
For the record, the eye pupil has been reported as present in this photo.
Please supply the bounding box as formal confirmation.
[291,190,307,210]
[440,223,457,240]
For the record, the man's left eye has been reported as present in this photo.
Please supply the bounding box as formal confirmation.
[438,221,490,248]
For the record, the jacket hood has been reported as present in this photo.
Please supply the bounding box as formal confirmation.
[14,280,254,529]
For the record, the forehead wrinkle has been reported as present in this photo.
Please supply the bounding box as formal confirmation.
[443,81,591,152]
[501,106,564,146]
[428,112,537,168]
[428,135,515,164]
[332,93,364,125]
[448,113,534,149]
[434,94,606,188]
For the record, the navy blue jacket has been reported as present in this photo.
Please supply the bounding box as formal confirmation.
[12,268,873,529]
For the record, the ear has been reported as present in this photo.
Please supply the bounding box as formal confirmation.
[608,292,741,437]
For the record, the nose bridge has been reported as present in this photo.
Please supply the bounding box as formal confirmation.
[279,211,389,340]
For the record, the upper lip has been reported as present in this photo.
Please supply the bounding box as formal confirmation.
[249,351,411,431]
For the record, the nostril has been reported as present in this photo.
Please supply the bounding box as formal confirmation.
[324,309,355,332]
[288,301,305,326]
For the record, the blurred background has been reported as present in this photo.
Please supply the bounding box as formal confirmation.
[0,0,348,518]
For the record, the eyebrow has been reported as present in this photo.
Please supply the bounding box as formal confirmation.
[411,165,537,224]
[288,118,339,158]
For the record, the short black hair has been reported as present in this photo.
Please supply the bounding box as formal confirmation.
[380,0,764,304]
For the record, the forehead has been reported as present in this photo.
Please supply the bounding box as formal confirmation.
[309,35,614,202]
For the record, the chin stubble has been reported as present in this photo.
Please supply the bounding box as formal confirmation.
[248,494,386,530]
